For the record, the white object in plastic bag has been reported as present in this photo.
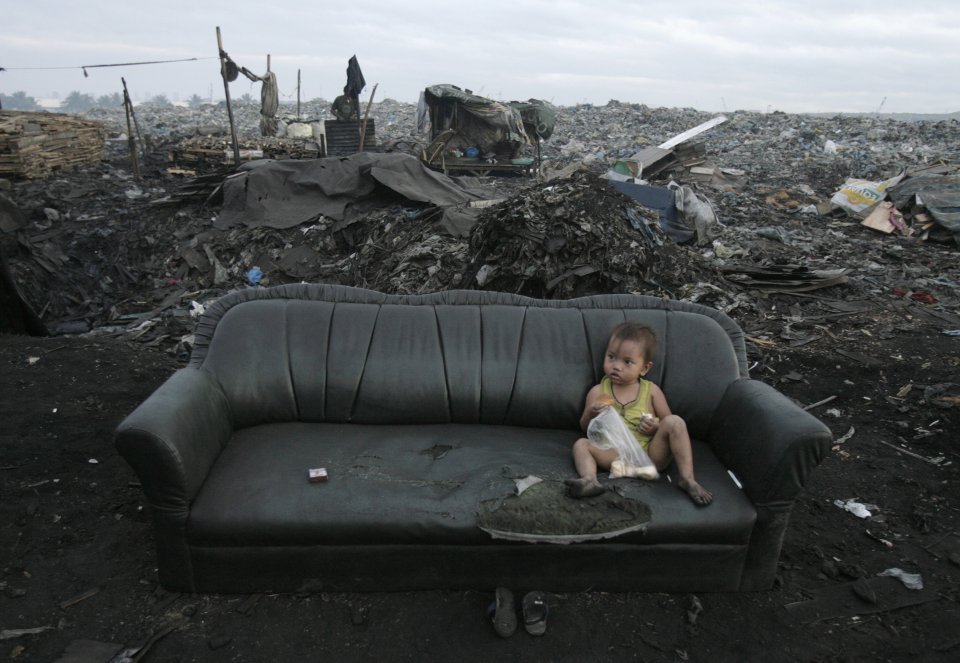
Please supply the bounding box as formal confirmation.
[587,407,658,480]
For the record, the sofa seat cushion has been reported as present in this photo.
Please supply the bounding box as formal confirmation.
[188,422,756,547]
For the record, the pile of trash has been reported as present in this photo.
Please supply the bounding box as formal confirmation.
[466,171,669,298]
[328,170,722,300]
[2,99,959,354]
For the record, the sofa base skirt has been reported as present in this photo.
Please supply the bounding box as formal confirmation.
[171,542,748,593]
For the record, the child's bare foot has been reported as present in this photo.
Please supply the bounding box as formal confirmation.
[564,477,605,498]
[678,478,713,506]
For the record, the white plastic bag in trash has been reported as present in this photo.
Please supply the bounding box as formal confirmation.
[668,181,718,246]
[833,498,876,518]
[878,567,923,590]
[587,407,658,480]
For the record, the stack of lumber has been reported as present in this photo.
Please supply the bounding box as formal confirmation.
[0,111,105,179]
[167,135,323,175]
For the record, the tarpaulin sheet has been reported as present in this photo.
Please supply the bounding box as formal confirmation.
[888,174,960,242]
[423,84,530,152]
[215,153,483,230]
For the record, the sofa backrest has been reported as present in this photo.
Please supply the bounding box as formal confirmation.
[190,285,747,436]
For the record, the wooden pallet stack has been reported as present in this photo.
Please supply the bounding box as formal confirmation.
[0,111,105,179]
[167,135,323,175]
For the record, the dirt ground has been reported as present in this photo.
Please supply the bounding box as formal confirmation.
[2,105,960,662]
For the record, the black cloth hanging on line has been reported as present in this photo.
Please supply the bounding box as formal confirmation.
[345,55,365,97]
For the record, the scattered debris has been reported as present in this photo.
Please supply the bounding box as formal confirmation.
[834,499,877,519]
[878,567,924,590]
[877,439,946,466]
[514,475,544,496]
[59,586,100,608]
[784,576,939,623]
[686,595,704,625]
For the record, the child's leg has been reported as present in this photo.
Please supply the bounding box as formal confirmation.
[567,437,618,498]
[646,415,713,505]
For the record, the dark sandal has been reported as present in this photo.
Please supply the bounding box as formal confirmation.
[522,590,548,636]
[487,587,517,637]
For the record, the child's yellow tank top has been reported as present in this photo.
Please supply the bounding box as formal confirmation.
[600,376,655,450]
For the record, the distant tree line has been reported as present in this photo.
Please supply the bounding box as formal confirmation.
[1,91,212,112]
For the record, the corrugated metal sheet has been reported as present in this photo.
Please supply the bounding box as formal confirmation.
[324,119,376,156]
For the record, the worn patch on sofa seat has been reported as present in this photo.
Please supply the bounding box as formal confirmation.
[477,480,651,544]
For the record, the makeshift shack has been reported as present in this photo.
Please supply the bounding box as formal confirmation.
[418,85,554,176]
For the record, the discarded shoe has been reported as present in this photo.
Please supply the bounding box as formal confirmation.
[488,587,517,637]
[522,590,548,636]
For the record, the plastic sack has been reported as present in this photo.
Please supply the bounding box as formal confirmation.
[587,407,658,480]
[830,172,905,218]
[668,181,718,245]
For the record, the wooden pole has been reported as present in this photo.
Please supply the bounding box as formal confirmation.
[127,87,148,152]
[297,69,301,120]
[358,83,378,152]
[121,78,140,181]
[216,26,241,165]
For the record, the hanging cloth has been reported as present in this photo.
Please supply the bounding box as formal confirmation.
[345,55,365,97]
[260,71,279,136]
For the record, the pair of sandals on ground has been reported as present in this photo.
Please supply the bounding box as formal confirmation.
[488,587,548,637]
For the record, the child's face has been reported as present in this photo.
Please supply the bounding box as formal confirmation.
[603,337,652,386]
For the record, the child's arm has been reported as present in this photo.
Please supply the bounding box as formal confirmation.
[579,384,606,432]
[650,383,672,418]
[640,383,673,434]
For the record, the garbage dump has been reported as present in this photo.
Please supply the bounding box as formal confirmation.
[0,99,958,359]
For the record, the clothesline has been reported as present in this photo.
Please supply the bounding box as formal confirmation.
[2,57,218,77]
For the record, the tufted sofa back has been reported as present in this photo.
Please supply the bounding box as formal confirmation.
[190,285,747,436]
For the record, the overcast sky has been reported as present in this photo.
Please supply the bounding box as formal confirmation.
[3,0,958,113]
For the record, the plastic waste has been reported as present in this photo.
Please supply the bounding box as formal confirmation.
[587,406,658,480]
[878,568,923,590]
[465,146,479,158]
[247,266,263,286]
[668,181,718,245]
[833,498,876,518]
[830,172,905,218]
[514,475,543,496]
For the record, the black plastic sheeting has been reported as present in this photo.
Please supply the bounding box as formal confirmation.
[889,174,960,244]
[215,153,483,230]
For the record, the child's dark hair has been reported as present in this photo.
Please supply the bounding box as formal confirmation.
[609,322,657,361]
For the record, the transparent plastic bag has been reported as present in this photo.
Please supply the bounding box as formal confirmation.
[587,406,659,480]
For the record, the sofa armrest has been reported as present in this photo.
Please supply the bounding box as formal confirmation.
[115,367,233,510]
[708,379,832,590]
[708,378,832,507]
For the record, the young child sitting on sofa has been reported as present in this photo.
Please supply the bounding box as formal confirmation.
[565,321,713,505]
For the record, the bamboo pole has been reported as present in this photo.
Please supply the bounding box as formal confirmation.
[358,83,378,152]
[216,26,241,165]
[121,78,140,181]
